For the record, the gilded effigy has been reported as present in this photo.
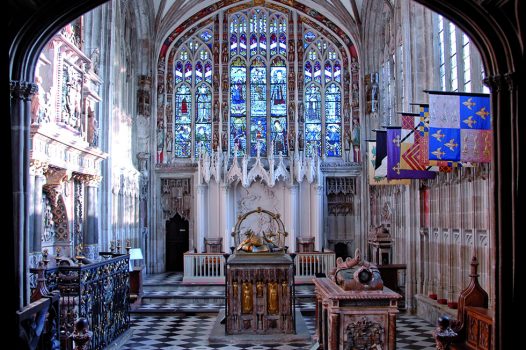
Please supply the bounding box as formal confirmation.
[225,207,295,334]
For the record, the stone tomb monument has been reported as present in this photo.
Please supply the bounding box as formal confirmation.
[314,249,401,350]
[225,208,295,335]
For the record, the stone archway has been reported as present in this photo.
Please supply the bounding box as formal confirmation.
[9,1,522,347]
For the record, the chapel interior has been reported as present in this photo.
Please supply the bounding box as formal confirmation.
[9,0,522,349]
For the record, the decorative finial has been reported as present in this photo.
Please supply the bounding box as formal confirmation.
[55,246,62,263]
[75,243,85,265]
[42,248,49,268]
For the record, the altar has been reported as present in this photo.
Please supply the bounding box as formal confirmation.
[225,207,295,335]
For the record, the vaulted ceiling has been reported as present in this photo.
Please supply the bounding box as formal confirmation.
[144,0,383,51]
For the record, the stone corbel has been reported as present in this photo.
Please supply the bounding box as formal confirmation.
[84,174,102,187]
[30,159,49,176]
[10,80,37,101]
[43,167,71,205]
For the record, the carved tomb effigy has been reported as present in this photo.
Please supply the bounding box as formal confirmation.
[226,208,295,335]
[314,249,401,350]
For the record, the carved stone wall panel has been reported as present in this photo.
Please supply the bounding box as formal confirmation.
[161,178,192,220]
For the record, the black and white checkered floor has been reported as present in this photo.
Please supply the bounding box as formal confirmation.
[121,312,436,349]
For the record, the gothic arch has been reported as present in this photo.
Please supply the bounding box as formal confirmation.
[9,1,522,347]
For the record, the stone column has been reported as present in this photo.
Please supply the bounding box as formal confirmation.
[84,175,102,259]
[196,184,207,253]
[30,160,48,264]
[220,184,230,253]
[11,80,37,308]
[288,185,298,252]
[43,167,72,256]
[312,184,324,251]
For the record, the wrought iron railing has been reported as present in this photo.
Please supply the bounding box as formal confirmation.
[31,254,130,350]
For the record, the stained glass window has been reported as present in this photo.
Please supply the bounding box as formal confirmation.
[229,8,288,156]
[162,10,347,161]
[230,57,247,155]
[172,26,214,158]
[175,85,192,157]
[303,27,343,157]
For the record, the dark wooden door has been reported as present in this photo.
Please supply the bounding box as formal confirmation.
[166,214,189,271]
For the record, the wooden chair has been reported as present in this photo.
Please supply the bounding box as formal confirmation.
[433,256,493,350]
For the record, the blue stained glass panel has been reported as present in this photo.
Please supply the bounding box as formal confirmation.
[230,66,247,116]
[305,85,321,122]
[270,116,287,155]
[270,33,277,56]
[259,34,267,56]
[250,66,266,116]
[305,62,312,82]
[184,61,192,82]
[204,62,212,83]
[334,61,341,82]
[195,62,203,83]
[304,31,316,43]
[250,34,258,57]
[174,139,191,158]
[270,66,287,116]
[175,62,183,83]
[196,85,212,123]
[230,117,246,156]
[314,61,321,83]
[279,33,287,55]
[240,34,247,57]
[175,85,191,124]
[250,117,267,156]
[325,124,341,157]
[175,124,191,142]
[325,84,341,123]
[200,30,212,42]
[305,123,322,157]
[230,34,238,57]
[325,62,332,83]
[195,123,212,155]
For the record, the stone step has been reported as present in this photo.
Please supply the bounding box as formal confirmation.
[131,300,315,314]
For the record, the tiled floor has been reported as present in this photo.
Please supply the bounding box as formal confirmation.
[121,312,436,349]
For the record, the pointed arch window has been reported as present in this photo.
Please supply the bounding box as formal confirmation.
[171,26,214,158]
[228,8,288,156]
[303,28,342,157]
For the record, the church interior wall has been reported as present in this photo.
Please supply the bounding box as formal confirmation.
[18,0,500,324]
[363,0,494,316]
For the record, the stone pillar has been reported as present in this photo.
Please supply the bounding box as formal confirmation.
[43,167,72,256]
[288,185,298,252]
[196,184,207,253]
[313,184,324,251]
[84,175,102,259]
[30,161,48,260]
[11,80,37,308]
[220,184,230,253]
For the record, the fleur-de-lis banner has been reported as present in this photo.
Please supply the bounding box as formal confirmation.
[428,92,491,163]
